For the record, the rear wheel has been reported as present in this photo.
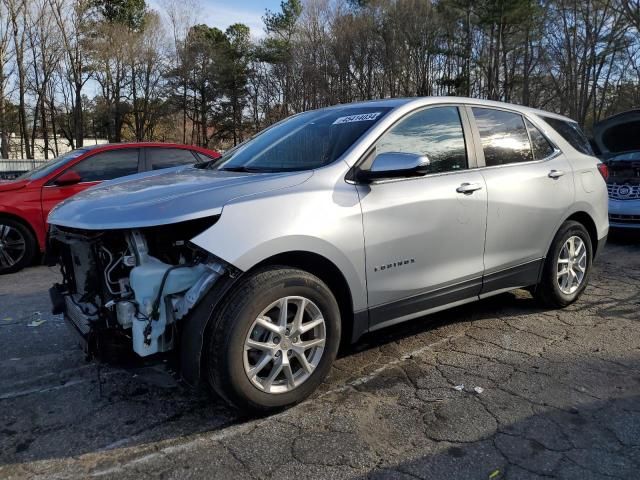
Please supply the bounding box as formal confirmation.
[0,218,36,275]
[205,267,341,412]
[536,221,592,307]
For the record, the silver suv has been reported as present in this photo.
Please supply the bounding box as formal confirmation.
[47,97,609,411]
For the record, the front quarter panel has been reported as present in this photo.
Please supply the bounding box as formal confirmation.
[0,185,46,249]
[190,165,368,311]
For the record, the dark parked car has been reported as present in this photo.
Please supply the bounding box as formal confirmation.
[592,110,640,229]
[0,143,220,274]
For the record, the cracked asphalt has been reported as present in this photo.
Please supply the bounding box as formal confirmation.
[0,231,639,479]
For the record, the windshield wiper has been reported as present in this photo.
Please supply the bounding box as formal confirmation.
[220,166,267,173]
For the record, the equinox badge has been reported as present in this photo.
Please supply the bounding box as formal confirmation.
[374,258,416,272]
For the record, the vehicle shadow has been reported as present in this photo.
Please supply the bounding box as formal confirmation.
[607,227,640,245]
[0,288,549,466]
[360,392,640,479]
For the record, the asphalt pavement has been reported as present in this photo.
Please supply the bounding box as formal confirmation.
[0,231,639,479]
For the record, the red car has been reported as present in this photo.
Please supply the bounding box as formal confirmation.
[0,143,220,274]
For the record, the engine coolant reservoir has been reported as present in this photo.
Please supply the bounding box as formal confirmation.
[130,256,207,356]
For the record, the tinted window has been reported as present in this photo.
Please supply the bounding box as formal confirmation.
[71,149,139,182]
[375,106,467,174]
[473,108,533,166]
[216,107,391,172]
[525,118,555,160]
[543,117,594,155]
[147,148,197,170]
[18,149,88,180]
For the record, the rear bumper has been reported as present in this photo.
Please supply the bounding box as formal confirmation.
[608,220,640,229]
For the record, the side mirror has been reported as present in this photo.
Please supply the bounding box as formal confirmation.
[54,170,82,186]
[357,152,431,182]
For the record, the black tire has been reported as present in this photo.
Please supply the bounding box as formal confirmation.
[205,267,341,412]
[0,217,37,275]
[535,220,593,308]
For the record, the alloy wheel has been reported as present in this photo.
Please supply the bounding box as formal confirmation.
[0,224,26,269]
[243,296,326,394]
[557,235,587,295]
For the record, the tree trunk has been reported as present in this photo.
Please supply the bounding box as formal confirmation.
[74,80,83,147]
[10,0,31,159]
[50,97,59,157]
[0,63,7,159]
[40,93,49,159]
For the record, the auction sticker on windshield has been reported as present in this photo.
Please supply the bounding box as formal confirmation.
[332,112,382,124]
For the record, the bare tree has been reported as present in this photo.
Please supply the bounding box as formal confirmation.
[128,11,168,141]
[5,0,31,158]
[545,0,629,125]
[26,0,63,158]
[90,21,133,142]
[49,0,91,148]
[159,0,200,143]
[0,0,638,156]
[0,0,14,158]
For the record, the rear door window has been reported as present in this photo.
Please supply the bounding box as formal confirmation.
[146,148,198,170]
[472,108,533,166]
[71,149,140,182]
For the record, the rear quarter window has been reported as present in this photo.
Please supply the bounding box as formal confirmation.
[543,117,594,155]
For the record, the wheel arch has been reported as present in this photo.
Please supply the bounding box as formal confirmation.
[252,250,362,349]
[180,250,366,388]
[564,211,599,257]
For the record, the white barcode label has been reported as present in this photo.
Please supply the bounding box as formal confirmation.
[332,112,382,125]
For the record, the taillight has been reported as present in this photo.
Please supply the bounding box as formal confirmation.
[597,162,609,181]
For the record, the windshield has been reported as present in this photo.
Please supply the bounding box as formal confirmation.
[214,106,391,172]
[17,149,89,180]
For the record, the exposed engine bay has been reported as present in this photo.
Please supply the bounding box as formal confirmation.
[48,217,228,362]
[607,157,640,185]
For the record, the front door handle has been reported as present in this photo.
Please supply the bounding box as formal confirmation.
[456,182,483,194]
[548,169,565,179]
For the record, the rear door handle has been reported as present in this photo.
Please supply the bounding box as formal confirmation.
[456,182,483,194]
[548,169,565,179]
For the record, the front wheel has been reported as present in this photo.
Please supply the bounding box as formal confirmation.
[535,220,593,308]
[205,267,341,412]
[0,218,36,275]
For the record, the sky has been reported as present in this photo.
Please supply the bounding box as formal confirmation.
[147,0,284,38]
[85,0,282,97]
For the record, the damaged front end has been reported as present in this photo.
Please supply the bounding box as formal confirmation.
[48,217,229,363]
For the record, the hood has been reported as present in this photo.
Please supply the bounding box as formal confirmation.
[48,167,312,230]
[0,179,28,193]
